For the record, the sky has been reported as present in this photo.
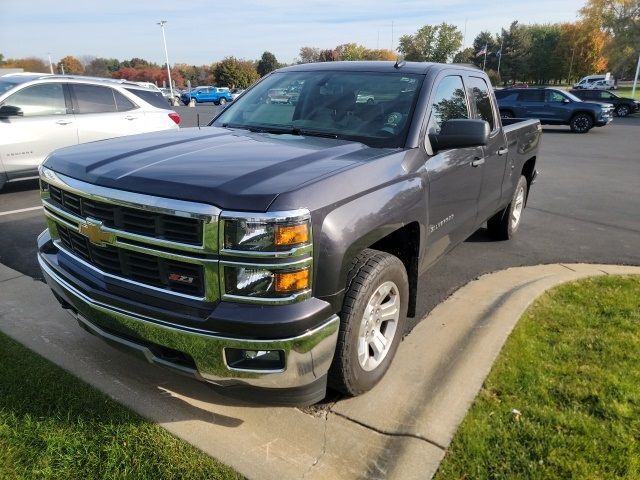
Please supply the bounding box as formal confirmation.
[0,0,586,66]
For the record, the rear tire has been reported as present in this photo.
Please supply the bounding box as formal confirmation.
[487,175,528,240]
[569,113,593,133]
[218,98,227,106]
[329,249,408,396]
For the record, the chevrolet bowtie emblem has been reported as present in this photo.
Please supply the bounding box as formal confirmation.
[78,219,115,246]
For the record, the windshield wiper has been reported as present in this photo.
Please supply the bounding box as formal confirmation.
[222,123,340,139]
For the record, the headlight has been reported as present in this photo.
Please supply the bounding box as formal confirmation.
[221,210,311,253]
[220,209,313,303]
[223,264,310,299]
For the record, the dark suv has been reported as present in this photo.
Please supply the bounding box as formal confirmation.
[570,89,639,117]
[496,87,614,133]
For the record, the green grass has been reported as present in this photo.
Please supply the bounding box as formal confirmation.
[616,86,640,100]
[0,332,242,480]
[435,275,640,480]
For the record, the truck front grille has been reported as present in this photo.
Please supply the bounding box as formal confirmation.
[57,224,204,297]
[48,184,203,246]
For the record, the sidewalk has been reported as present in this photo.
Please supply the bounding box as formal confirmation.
[1,262,638,479]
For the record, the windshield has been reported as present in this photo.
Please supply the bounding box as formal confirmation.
[212,70,424,148]
[564,91,582,102]
[0,77,31,95]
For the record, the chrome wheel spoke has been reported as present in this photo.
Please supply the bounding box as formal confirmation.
[357,280,400,371]
[370,330,388,360]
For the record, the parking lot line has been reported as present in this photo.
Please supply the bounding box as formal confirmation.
[0,206,43,217]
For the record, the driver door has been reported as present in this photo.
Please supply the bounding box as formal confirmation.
[544,90,573,122]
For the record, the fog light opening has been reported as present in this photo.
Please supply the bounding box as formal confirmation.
[225,348,285,371]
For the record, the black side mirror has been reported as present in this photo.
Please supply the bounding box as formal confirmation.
[0,105,23,118]
[429,119,490,151]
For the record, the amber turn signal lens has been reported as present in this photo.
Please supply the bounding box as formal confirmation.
[274,223,309,246]
[275,269,310,293]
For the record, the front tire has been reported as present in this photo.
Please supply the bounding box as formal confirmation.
[329,249,408,396]
[569,113,593,133]
[615,105,630,117]
[218,98,227,106]
[487,175,528,240]
[500,110,514,119]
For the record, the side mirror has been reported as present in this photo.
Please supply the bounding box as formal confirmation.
[563,98,571,104]
[428,119,489,151]
[0,105,23,118]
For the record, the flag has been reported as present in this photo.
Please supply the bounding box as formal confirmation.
[476,45,488,57]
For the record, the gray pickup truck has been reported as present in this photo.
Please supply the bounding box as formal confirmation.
[37,61,540,405]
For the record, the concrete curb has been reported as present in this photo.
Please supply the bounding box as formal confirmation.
[0,262,638,479]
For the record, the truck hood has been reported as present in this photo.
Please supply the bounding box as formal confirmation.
[43,127,384,211]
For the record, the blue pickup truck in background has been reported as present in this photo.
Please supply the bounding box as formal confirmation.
[495,87,613,133]
[181,86,233,106]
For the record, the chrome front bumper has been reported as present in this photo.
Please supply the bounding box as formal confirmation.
[38,252,339,393]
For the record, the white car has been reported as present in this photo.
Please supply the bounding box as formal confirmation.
[0,73,180,190]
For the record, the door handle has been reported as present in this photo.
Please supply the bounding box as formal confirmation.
[124,116,137,121]
[497,147,508,156]
[55,119,73,125]
[471,158,485,167]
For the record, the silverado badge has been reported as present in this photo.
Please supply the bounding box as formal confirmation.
[78,219,115,246]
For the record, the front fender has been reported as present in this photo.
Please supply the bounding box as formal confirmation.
[313,177,425,309]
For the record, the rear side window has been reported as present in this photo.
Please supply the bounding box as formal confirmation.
[429,75,469,132]
[72,84,117,114]
[114,90,136,111]
[467,76,496,131]
[2,83,67,116]
[125,88,170,109]
[517,90,544,102]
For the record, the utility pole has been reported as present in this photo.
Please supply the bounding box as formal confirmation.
[568,48,576,85]
[47,53,54,74]
[157,20,174,103]
[632,54,640,99]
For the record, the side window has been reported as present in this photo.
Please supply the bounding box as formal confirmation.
[467,76,496,131]
[72,84,117,114]
[545,90,566,103]
[2,83,67,117]
[599,92,612,99]
[517,90,544,102]
[113,90,136,111]
[428,75,469,133]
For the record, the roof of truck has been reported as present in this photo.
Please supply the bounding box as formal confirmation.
[278,61,482,75]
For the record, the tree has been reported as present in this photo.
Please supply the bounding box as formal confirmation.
[84,58,111,77]
[0,53,4,65]
[298,47,321,63]
[363,49,397,61]
[257,51,279,76]
[471,31,500,70]
[498,21,532,83]
[57,56,84,74]
[213,57,260,88]
[398,23,463,63]
[334,43,368,60]
[452,47,475,64]
[2,57,49,73]
[580,0,639,77]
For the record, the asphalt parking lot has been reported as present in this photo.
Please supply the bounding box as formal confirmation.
[1,112,639,331]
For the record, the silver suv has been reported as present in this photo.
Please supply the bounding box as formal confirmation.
[0,73,180,190]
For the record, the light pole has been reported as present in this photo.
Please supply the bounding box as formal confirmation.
[157,20,174,103]
[47,53,54,74]
[632,54,640,99]
[568,48,575,85]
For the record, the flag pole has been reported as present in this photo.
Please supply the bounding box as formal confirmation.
[497,35,504,75]
[482,44,488,71]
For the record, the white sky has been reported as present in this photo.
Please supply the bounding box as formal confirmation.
[0,0,585,65]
